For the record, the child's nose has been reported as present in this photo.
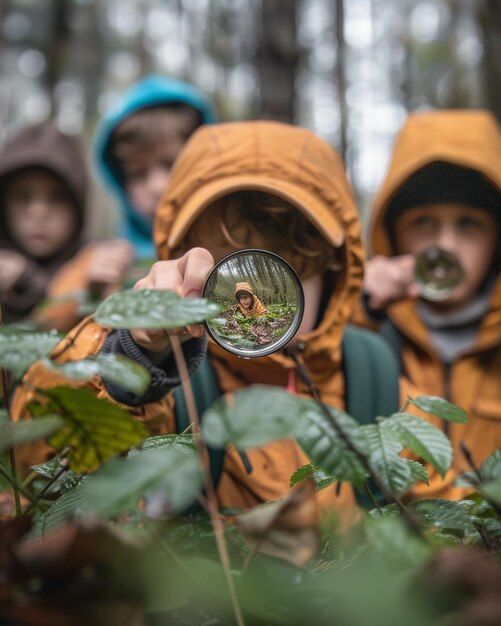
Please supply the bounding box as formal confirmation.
[435,225,458,252]
[28,197,51,220]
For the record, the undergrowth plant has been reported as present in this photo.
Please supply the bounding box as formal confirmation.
[0,289,500,626]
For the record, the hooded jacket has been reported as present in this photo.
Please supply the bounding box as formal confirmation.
[234,281,267,317]
[14,121,372,525]
[367,110,501,499]
[92,75,216,260]
[0,121,87,323]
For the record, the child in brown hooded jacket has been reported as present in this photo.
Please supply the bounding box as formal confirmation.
[0,120,133,330]
[233,281,267,318]
[360,109,501,499]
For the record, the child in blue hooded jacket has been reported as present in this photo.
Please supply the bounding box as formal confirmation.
[92,75,216,263]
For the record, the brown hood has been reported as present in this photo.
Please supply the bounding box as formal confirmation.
[0,120,88,253]
[369,109,501,256]
[154,120,364,369]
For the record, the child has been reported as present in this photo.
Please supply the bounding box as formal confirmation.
[234,282,267,318]
[92,74,216,262]
[0,120,133,329]
[361,109,501,499]
[14,120,368,524]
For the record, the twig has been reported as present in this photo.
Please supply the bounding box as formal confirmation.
[461,441,501,519]
[0,302,22,516]
[285,347,423,538]
[169,333,245,626]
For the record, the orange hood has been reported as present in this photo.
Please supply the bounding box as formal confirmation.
[369,109,501,256]
[154,121,364,369]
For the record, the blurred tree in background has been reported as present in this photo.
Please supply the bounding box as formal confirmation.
[0,0,499,234]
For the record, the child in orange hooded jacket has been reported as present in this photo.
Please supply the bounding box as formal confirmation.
[14,120,426,526]
[233,282,267,318]
[360,110,501,499]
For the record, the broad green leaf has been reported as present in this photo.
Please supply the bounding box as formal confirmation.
[365,515,432,568]
[409,396,468,423]
[28,386,147,473]
[406,460,429,485]
[130,433,196,456]
[0,409,9,423]
[289,463,336,491]
[0,416,64,452]
[94,288,221,329]
[380,412,452,476]
[40,353,151,396]
[480,450,501,482]
[294,403,367,488]
[30,456,65,479]
[82,447,202,516]
[411,498,478,532]
[201,385,304,449]
[362,424,413,494]
[31,482,86,538]
[0,329,62,376]
[480,476,501,506]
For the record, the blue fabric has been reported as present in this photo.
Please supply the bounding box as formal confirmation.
[92,75,216,259]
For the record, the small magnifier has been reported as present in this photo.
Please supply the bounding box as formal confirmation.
[203,249,304,358]
[415,246,464,302]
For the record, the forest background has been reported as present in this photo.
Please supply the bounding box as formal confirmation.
[1,0,500,238]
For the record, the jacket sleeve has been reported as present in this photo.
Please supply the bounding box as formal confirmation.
[2,260,51,322]
[10,317,207,476]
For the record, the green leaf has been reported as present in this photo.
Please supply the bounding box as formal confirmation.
[30,482,86,538]
[380,412,452,476]
[130,433,196,456]
[365,515,433,568]
[294,403,367,488]
[28,386,147,473]
[410,498,478,532]
[0,329,63,376]
[480,476,501,506]
[0,416,64,452]
[40,353,151,396]
[94,288,221,329]
[362,424,413,494]
[201,385,304,449]
[289,463,336,491]
[409,396,468,423]
[82,447,202,516]
[406,460,429,485]
[480,450,501,482]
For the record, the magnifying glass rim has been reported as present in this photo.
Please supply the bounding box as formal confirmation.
[203,248,305,359]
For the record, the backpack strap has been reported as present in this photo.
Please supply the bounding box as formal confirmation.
[342,325,401,509]
[342,325,400,423]
[173,356,225,489]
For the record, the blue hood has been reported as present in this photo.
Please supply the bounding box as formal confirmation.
[92,74,216,259]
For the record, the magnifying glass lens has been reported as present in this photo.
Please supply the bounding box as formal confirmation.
[415,246,464,302]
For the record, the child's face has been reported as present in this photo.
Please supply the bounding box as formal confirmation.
[395,203,498,309]
[4,168,77,259]
[122,112,195,220]
[238,294,253,309]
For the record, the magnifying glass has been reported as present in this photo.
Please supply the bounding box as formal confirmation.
[203,249,304,358]
[415,246,464,302]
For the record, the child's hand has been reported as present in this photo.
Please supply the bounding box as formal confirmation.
[364,254,421,311]
[0,250,28,292]
[87,239,135,296]
[130,247,215,354]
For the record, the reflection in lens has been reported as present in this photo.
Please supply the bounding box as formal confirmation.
[204,249,304,358]
[415,246,464,302]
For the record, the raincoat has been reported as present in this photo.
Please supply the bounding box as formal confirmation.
[234,281,267,317]
[366,110,501,499]
[13,121,414,525]
[92,74,216,260]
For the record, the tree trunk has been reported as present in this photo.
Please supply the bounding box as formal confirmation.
[477,0,501,121]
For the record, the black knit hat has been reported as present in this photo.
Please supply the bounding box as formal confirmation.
[385,161,501,233]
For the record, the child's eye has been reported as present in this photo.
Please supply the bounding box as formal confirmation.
[411,215,435,228]
[459,216,482,229]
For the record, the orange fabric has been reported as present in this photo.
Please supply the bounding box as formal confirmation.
[13,121,367,527]
[33,242,125,333]
[367,109,501,500]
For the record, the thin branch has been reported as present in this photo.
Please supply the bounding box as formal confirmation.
[169,333,245,626]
